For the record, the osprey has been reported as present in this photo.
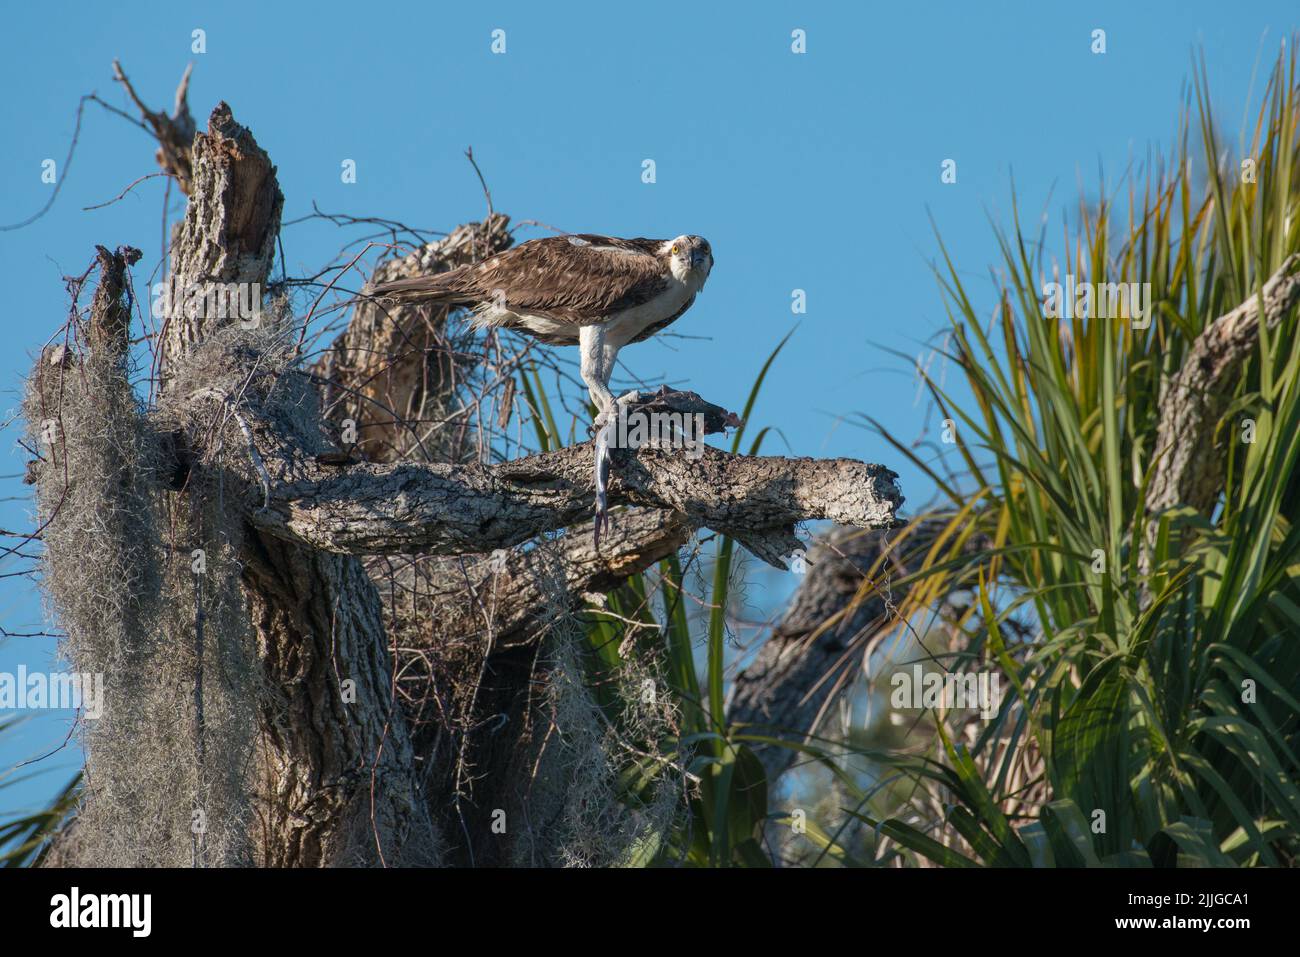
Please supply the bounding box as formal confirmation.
[367,233,713,423]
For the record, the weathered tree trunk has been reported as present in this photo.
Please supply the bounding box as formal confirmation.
[314,215,514,462]
[29,75,904,867]
[726,521,953,782]
[162,106,446,866]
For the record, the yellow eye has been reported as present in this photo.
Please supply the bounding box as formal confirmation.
[671,244,680,255]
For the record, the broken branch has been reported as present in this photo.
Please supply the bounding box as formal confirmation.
[235,396,903,568]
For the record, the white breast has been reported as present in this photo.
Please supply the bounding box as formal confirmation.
[604,276,701,345]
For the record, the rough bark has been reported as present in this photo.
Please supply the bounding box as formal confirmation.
[87,243,142,355]
[157,104,437,865]
[726,522,947,782]
[244,436,902,568]
[314,215,512,463]
[160,102,283,384]
[239,535,440,866]
[1147,253,1300,516]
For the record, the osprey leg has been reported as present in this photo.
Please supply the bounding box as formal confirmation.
[580,325,618,416]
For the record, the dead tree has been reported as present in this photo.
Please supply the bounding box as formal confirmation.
[25,77,903,867]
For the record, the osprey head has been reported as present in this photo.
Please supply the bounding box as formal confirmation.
[664,235,713,286]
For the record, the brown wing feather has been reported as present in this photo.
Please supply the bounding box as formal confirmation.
[459,235,670,323]
[365,268,476,303]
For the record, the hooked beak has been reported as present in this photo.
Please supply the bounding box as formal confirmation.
[691,250,710,269]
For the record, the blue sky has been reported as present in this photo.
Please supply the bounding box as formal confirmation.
[0,1,1293,819]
